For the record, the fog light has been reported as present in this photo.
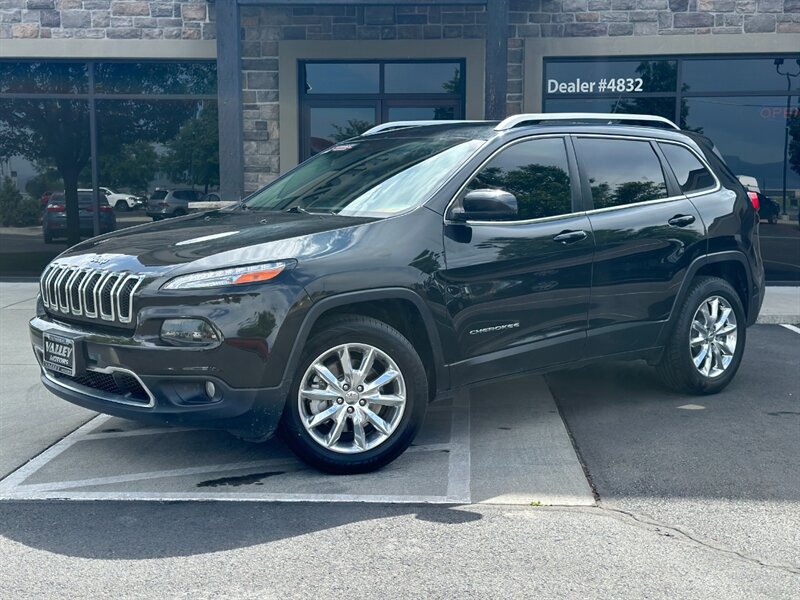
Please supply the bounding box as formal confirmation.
[205,381,216,399]
[160,319,220,346]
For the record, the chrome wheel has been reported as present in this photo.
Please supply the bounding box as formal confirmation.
[298,343,407,454]
[690,295,738,379]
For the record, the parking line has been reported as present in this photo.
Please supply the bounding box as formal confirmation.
[445,392,471,503]
[780,324,800,335]
[82,427,196,440]
[0,414,111,493]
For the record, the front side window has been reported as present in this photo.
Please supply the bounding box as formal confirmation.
[245,137,483,219]
[659,143,716,194]
[576,138,668,209]
[465,138,573,220]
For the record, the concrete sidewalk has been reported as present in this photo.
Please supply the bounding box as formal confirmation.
[758,286,800,323]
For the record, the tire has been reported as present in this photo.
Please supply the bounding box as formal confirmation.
[43,231,53,244]
[114,200,128,212]
[279,315,428,474]
[656,276,746,395]
[173,209,187,217]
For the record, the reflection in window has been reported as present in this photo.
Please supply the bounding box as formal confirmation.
[576,138,667,209]
[659,143,715,194]
[467,138,572,220]
[387,106,456,121]
[246,138,482,218]
[384,63,461,94]
[96,100,219,195]
[308,107,376,155]
[304,63,380,94]
[682,58,800,94]
[94,62,217,96]
[545,97,678,122]
[0,62,88,94]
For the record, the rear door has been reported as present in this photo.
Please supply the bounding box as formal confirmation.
[441,135,594,384]
[573,135,707,358]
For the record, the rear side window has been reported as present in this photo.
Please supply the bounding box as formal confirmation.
[576,138,668,209]
[466,137,572,220]
[150,190,168,200]
[659,143,716,194]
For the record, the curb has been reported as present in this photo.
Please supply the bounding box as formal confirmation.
[756,314,800,325]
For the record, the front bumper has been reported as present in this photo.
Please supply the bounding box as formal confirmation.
[29,316,288,438]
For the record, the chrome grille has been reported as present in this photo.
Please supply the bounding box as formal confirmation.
[40,264,144,325]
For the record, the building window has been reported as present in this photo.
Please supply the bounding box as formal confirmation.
[543,54,800,283]
[0,60,218,277]
[299,60,465,159]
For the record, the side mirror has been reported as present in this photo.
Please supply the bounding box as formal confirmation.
[451,188,518,222]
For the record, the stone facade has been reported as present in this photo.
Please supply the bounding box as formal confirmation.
[0,0,216,39]
[3,1,796,191]
[239,2,798,190]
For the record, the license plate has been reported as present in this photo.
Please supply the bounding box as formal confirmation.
[43,332,76,376]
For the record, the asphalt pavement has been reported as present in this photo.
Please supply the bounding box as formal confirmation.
[0,279,798,598]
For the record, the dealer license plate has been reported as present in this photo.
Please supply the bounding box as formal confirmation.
[43,332,76,376]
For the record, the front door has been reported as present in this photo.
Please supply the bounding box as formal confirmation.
[440,136,594,385]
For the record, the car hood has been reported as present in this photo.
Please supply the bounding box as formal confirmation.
[58,209,376,273]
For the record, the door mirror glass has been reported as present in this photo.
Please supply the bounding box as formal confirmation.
[456,188,518,221]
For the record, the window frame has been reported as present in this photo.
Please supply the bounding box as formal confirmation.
[298,58,467,162]
[445,134,583,225]
[657,140,720,197]
[572,134,679,213]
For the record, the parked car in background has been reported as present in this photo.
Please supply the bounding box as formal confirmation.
[145,188,204,220]
[42,191,116,243]
[736,175,781,224]
[78,187,141,211]
[39,190,56,208]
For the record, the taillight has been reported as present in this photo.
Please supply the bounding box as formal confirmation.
[747,191,760,211]
[159,201,169,207]
[46,204,65,212]
[99,205,113,213]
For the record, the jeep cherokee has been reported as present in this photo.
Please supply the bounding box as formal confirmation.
[29,114,765,473]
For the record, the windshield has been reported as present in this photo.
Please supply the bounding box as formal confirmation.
[243,137,484,218]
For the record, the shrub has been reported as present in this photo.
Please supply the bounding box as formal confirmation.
[0,177,41,227]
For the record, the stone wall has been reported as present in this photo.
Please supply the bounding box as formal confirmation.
[0,0,215,39]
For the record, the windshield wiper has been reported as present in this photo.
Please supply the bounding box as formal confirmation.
[284,205,309,214]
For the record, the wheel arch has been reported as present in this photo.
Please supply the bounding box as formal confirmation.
[282,288,449,398]
[657,251,753,348]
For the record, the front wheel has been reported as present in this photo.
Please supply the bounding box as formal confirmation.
[280,315,428,474]
[114,200,129,211]
[657,276,746,395]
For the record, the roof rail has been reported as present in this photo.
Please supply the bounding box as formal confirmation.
[494,113,680,131]
[361,120,487,136]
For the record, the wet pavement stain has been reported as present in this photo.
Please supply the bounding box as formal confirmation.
[196,471,286,488]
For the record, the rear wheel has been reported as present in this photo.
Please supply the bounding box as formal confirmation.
[657,276,746,395]
[173,208,187,217]
[43,230,53,244]
[280,315,428,474]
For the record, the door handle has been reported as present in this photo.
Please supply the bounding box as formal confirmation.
[668,214,696,227]
[552,230,587,244]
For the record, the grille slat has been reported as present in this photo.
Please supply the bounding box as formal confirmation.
[54,370,151,404]
[40,263,143,327]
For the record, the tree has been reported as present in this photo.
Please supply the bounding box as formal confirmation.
[163,103,220,193]
[331,119,374,142]
[79,140,158,194]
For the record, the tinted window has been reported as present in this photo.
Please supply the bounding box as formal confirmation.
[0,61,88,94]
[682,58,800,94]
[384,63,461,94]
[150,190,168,200]
[304,63,380,94]
[466,138,572,220]
[576,138,668,209]
[94,62,217,95]
[659,143,716,194]
[545,60,678,94]
[172,191,195,200]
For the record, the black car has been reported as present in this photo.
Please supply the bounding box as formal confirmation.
[42,191,116,243]
[29,114,765,473]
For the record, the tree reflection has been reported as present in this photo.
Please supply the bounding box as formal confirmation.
[468,164,571,220]
[590,179,667,209]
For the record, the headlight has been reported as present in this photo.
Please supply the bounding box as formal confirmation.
[162,261,290,290]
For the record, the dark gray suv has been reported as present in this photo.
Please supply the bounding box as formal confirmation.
[145,188,204,220]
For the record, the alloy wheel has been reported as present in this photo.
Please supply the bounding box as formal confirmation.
[298,343,407,454]
[689,295,738,379]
